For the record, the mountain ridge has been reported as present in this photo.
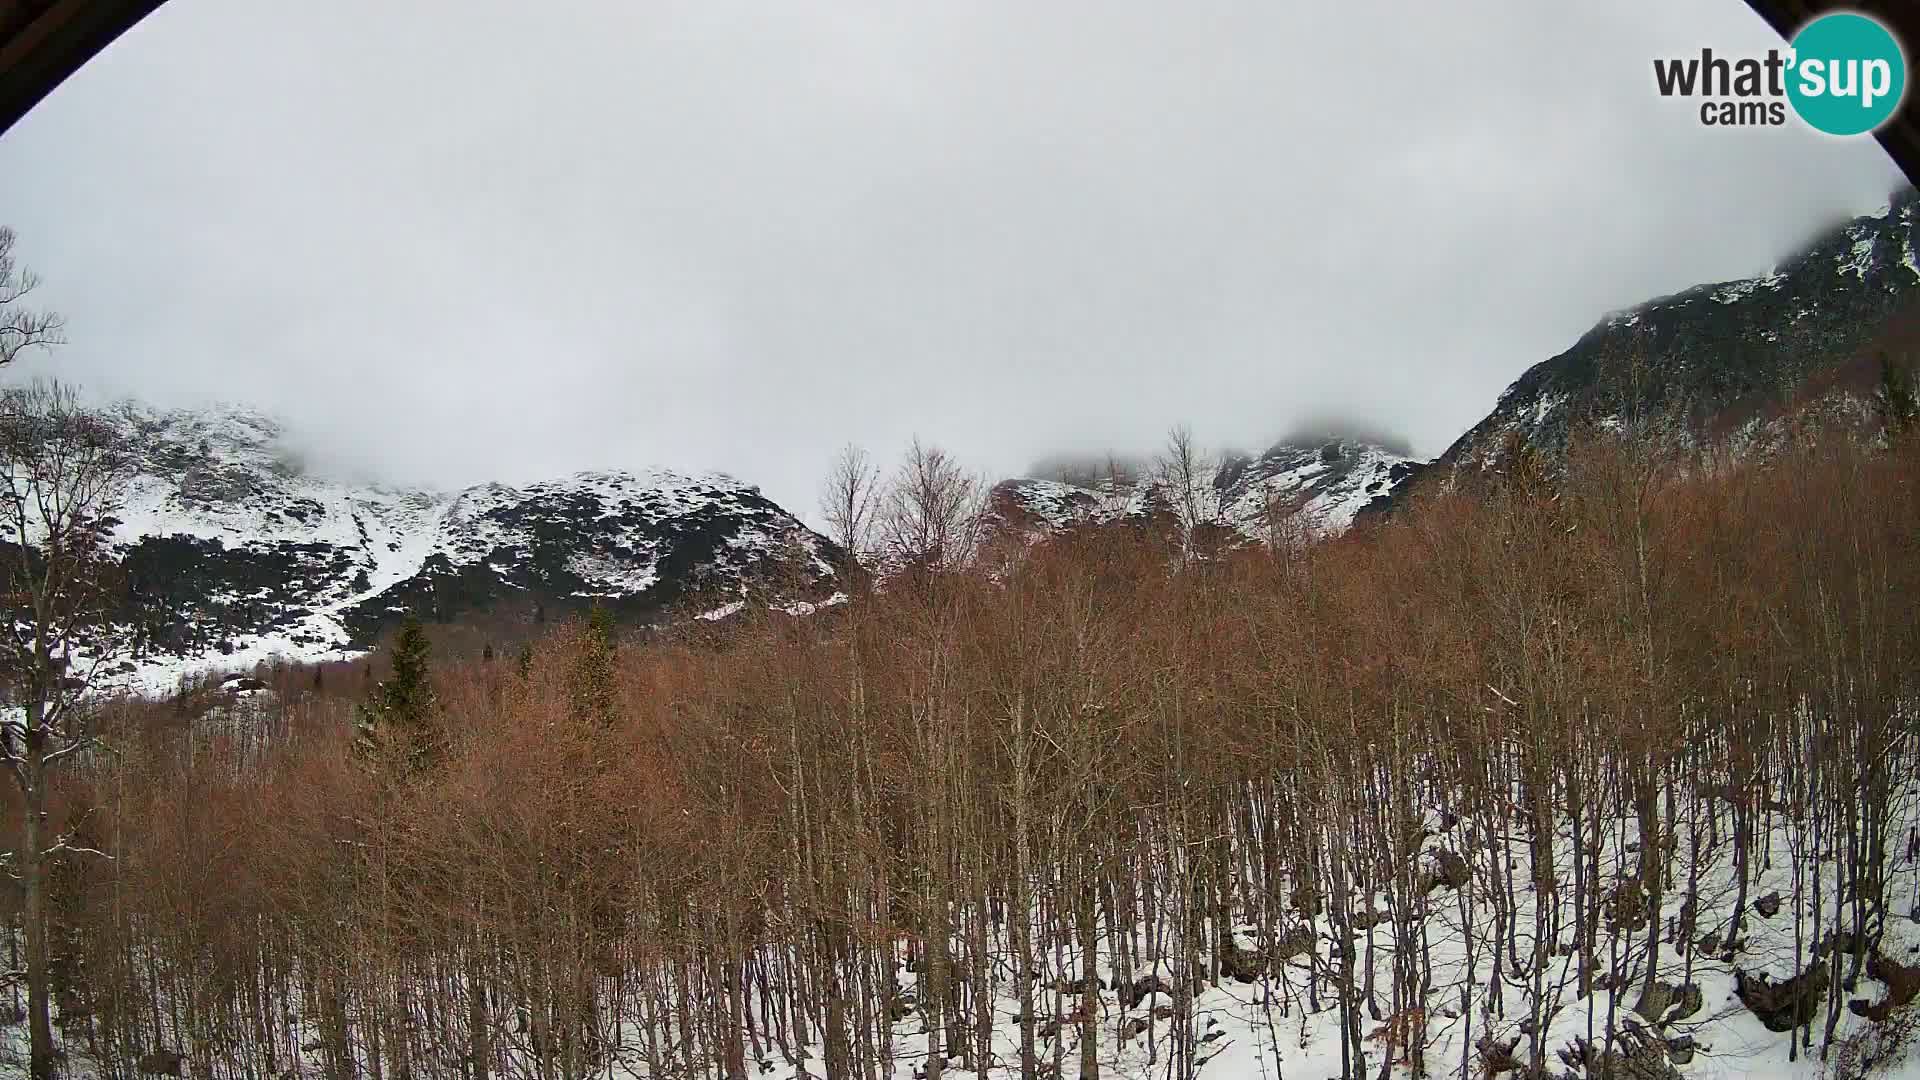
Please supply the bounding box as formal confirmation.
[87,187,1920,689]
[986,434,1418,552]
[103,402,844,692]
[1431,186,1920,478]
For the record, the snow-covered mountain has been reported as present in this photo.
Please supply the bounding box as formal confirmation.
[987,434,1420,550]
[991,188,1920,549]
[1424,187,1920,483]
[105,404,843,691]
[993,192,1920,546]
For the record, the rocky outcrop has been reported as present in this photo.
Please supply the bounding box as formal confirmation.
[1735,964,1831,1032]
[1372,188,1920,518]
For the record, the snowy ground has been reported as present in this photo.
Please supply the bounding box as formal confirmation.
[9,781,1916,1080]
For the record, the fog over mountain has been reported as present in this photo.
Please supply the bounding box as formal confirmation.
[0,0,1906,524]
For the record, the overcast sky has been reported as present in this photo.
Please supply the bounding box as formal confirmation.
[0,0,1906,519]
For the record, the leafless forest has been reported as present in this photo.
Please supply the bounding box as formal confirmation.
[13,430,1920,1080]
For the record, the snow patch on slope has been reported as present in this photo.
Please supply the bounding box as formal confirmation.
[989,438,1418,549]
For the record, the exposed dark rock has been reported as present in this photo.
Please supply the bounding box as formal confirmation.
[1477,1033,1521,1076]
[1375,188,1920,518]
[1665,982,1704,1025]
[1848,949,1920,1022]
[1350,908,1390,930]
[989,432,1419,551]
[1735,963,1830,1032]
[93,405,846,681]
[1218,933,1267,984]
[1421,847,1470,894]
[1120,973,1170,1009]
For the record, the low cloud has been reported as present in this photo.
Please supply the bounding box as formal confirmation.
[0,0,1904,523]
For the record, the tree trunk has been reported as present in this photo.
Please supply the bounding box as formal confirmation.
[24,724,54,1080]
[1076,879,1099,1080]
[1011,700,1038,1080]
[467,936,490,1080]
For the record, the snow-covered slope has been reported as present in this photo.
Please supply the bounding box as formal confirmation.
[105,403,842,691]
[858,795,1920,1080]
[1429,188,1920,481]
[987,435,1420,551]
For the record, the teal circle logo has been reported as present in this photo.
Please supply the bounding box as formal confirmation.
[1787,13,1906,136]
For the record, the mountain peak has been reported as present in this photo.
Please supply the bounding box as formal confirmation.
[1433,189,1920,478]
[98,401,841,692]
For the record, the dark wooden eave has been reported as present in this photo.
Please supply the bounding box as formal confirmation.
[0,0,164,135]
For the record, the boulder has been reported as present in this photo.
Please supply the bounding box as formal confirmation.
[1350,908,1390,930]
[1218,935,1267,983]
[1421,848,1470,894]
[1121,973,1170,1009]
[1562,1032,1683,1080]
[1848,949,1920,1022]
[1665,982,1704,1024]
[1734,964,1829,1032]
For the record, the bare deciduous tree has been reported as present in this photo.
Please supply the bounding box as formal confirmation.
[0,230,64,368]
[11,402,1920,1080]
[879,438,984,575]
[1259,479,1315,561]
[1154,424,1214,561]
[820,443,880,572]
[0,380,133,1080]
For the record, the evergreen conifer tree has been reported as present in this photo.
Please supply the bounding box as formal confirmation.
[383,616,435,725]
[572,605,617,728]
[355,615,438,769]
[1879,351,1917,438]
